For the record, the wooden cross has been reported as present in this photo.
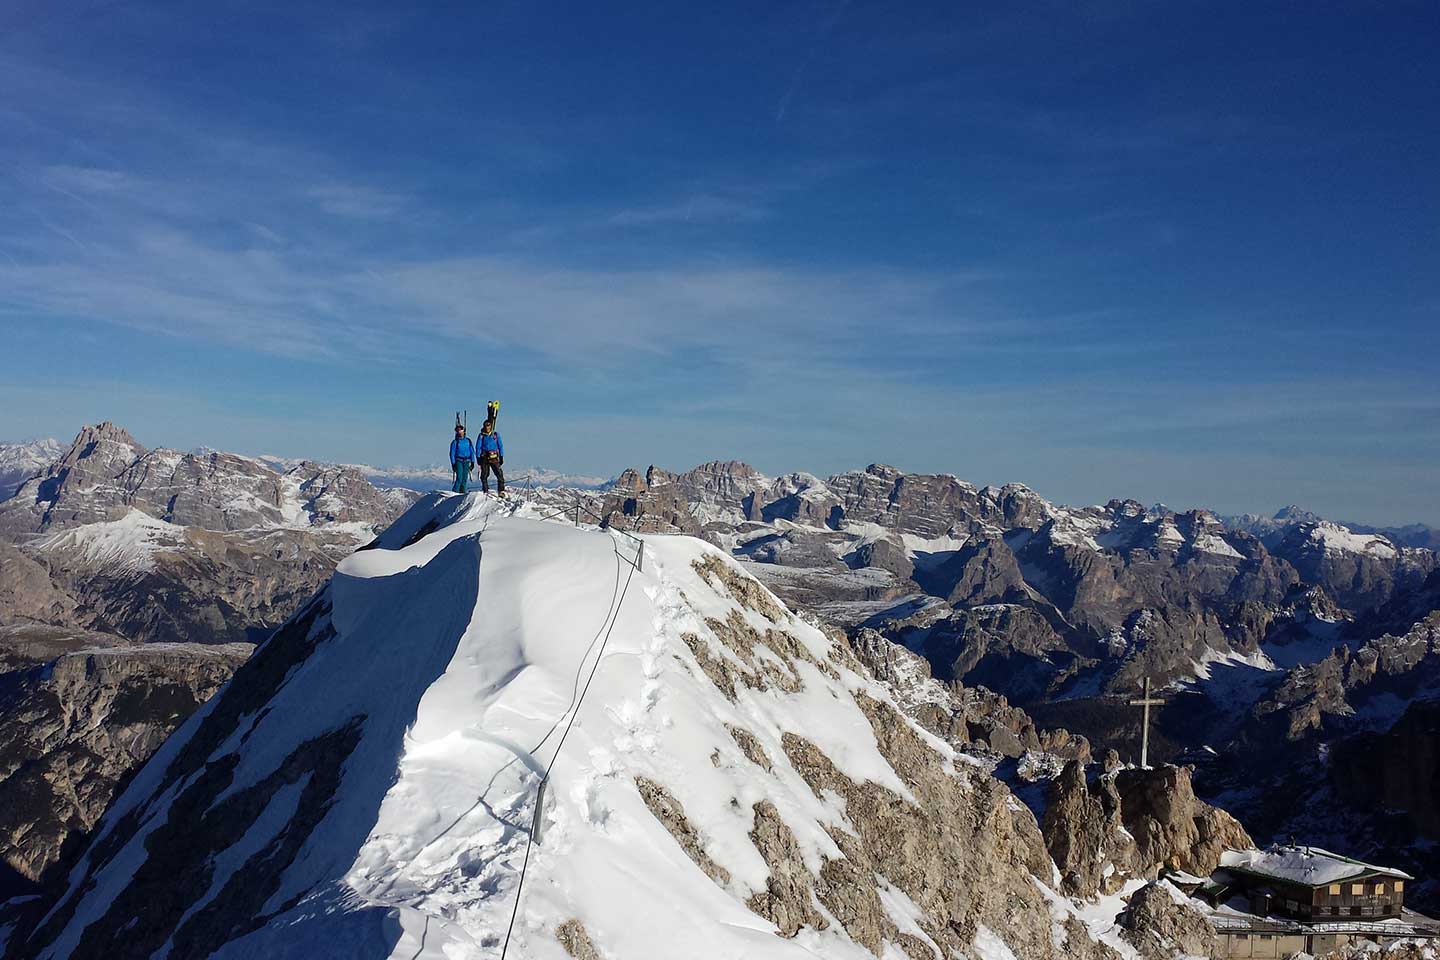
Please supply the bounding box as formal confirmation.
[1128,676,1166,768]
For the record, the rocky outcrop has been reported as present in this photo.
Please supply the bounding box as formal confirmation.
[1269,521,1437,612]
[1112,764,1252,876]
[0,540,76,625]
[914,605,1081,703]
[1041,762,1251,898]
[1042,759,1137,896]
[1249,612,1440,747]
[600,461,770,534]
[1117,880,1220,960]
[851,534,915,580]
[0,639,250,890]
[825,464,1017,539]
[0,439,64,502]
[775,695,1118,960]
[848,628,1088,761]
[926,536,1029,605]
[0,423,147,535]
[753,472,841,526]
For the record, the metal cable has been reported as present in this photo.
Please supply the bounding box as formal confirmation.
[498,544,641,959]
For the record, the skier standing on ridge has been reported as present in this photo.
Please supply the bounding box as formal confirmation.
[478,419,505,496]
[450,422,477,494]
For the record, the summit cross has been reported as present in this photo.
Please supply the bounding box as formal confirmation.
[1128,676,1166,768]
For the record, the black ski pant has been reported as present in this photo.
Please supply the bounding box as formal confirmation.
[481,459,504,495]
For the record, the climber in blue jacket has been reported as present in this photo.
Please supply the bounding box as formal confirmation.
[478,419,505,496]
[449,423,476,493]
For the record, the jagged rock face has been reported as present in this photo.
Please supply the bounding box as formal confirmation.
[1040,762,1251,898]
[1268,521,1437,612]
[924,536,1029,605]
[1041,760,1137,897]
[597,469,702,535]
[826,464,1007,539]
[774,698,1119,960]
[0,439,64,502]
[848,628,1089,761]
[1117,881,1220,960]
[1248,612,1440,747]
[850,535,914,581]
[0,540,76,624]
[1102,606,1237,694]
[1357,568,1440,639]
[674,460,770,515]
[1112,764,1252,877]
[988,483,1056,530]
[0,639,249,892]
[0,423,148,534]
[601,461,769,533]
[115,448,290,530]
[754,472,842,526]
[916,605,1081,702]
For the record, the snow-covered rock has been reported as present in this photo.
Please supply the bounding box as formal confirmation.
[6,494,1127,960]
[0,438,63,501]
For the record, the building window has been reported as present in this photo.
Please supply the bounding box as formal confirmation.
[1395,881,1405,893]
[1352,884,1366,895]
[1376,883,1386,895]
[1329,884,1342,896]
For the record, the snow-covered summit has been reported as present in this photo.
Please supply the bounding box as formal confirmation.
[1304,520,1398,559]
[10,493,1124,960]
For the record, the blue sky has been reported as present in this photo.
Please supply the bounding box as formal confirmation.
[1,1,1437,524]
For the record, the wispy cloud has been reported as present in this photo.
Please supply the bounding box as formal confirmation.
[610,193,773,226]
[306,182,410,219]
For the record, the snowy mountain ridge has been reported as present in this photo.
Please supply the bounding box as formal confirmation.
[5,494,1140,960]
[247,454,614,493]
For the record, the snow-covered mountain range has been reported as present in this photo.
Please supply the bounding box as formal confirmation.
[244,454,613,493]
[545,459,1440,904]
[1,494,1253,960]
[1,428,1438,947]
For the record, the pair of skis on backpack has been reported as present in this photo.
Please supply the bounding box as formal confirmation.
[454,401,500,432]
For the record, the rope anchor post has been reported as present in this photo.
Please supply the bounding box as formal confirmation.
[531,777,549,845]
